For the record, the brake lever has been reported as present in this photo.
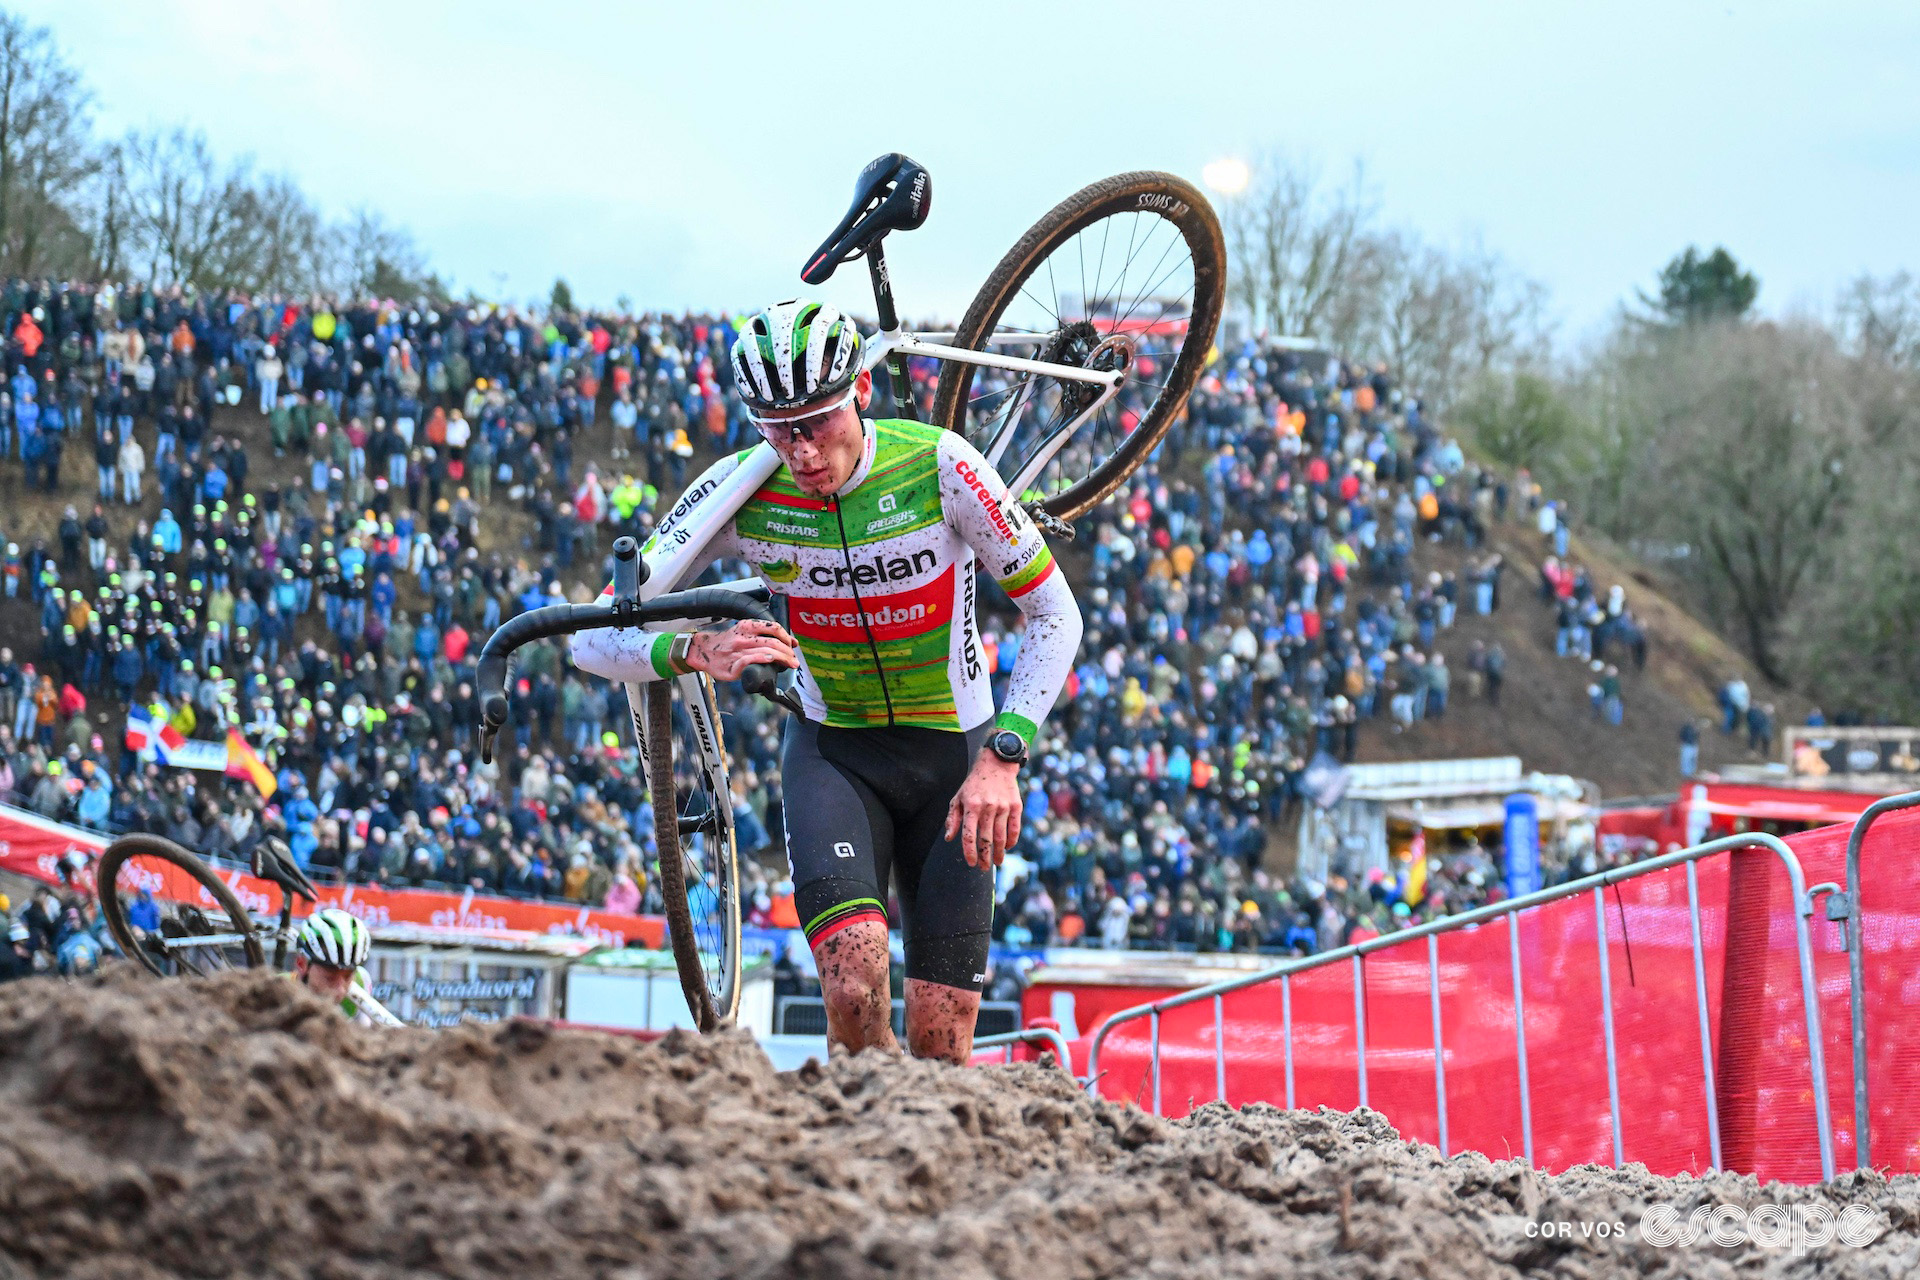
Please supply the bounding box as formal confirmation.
[741,662,806,717]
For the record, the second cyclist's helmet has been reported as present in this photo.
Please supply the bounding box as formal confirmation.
[730,299,862,414]
[297,907,372,970]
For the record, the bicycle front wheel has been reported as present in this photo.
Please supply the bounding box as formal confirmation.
[641,674,741,1031]
[931,171,1226,522]
[97,834,267,977]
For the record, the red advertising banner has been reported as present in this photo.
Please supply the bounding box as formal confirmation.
[0,804,664,949]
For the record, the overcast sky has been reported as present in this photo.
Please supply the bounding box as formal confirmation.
[18,0,1919,347]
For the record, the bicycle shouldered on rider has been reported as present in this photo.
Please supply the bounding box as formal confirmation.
[572,300,1082,1064]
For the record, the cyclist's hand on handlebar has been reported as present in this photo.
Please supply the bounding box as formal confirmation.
[688,620,800,682]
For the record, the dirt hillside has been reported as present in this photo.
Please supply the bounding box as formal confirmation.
[1,970,1912,1279]
[1352,514,1802,799]
[0,401,1798,803]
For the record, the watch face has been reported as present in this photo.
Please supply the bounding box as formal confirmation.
[991,730,1025,762]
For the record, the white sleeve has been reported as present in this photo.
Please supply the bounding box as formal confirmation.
[347,980,405,1027]
[568,452,744,685]
[937,432,1083,746]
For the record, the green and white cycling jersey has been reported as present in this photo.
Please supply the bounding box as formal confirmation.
[285,966,404,1027]
[342,973,404,1027]
[571,418,1082,746]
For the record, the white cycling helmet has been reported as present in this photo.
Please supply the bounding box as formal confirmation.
[730,299,863,416]
[297,908,371,970]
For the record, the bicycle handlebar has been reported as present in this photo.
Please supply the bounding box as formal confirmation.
[475,558,791,763]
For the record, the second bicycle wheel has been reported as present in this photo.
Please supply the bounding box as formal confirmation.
[931,171,1226,522]
[642,673,741,1031]
[97,834,267,977]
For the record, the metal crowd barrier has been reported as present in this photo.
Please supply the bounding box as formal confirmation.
[1086,832,1835,1181]
[1841,789,1920,1172]
[974,1026,1075,1071]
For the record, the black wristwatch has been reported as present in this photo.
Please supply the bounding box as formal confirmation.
[986,729,1028,767]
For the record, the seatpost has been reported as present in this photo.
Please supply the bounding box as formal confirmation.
[866,244,917,420]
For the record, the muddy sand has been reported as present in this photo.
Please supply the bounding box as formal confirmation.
[1,970,1915,1279]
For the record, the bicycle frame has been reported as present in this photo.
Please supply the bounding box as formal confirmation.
[861,326,1124,496]
[858,230,1130,497]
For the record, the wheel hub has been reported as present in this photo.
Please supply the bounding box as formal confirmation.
[1044,323,1135,420]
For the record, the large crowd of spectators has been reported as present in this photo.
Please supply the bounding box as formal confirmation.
[976,345,1637,957]
[0,279,752,920]
[0,275,1637,971]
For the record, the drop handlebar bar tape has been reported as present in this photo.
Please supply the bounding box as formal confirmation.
[476,590,783,726]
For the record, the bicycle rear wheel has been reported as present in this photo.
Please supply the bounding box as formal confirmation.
[642,675,741,1031]
[97,834,267,977]
[931,171,1226,522]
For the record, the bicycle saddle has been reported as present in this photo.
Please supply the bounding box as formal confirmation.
[252,836,317,903]
[801,152,932,285]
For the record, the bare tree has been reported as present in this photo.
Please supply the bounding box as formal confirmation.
[1787,388,1920,717]
[119,126,255,288]
[0,11,97,276]
[1365,231,1477,406]
[1222,154,1377,340]
[1838,271,1920,368]
[1462,246,1551,373]
[1607,321,1859,682]
[332,207,438,299]
[76,139,130,279]
[201,172,329,295]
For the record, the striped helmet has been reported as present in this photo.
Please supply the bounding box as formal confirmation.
[297,907,371,970]
[730,299,863,414]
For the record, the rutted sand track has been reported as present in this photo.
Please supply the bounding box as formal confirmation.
[0,970,1914,1279]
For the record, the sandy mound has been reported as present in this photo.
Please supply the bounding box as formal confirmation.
[0,970,1913,1279]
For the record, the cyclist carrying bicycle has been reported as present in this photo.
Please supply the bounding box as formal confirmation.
[573,299,1082,1064]
[293,907,403,1027]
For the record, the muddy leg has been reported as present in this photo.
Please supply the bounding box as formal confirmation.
[814,919,899,1056]
[905,979,981,1065]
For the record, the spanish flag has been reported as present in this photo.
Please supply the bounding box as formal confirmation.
[225,729,277,799]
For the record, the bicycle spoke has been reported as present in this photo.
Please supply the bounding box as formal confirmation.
[1114,250,1195,333]
[1092,212,1153,320]
[937,178,1221,523]
[1090,216,1114,322]
[1043,253,1064,334]
[1015,282,1062,330]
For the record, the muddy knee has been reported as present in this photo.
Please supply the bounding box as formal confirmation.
[813,920,896,1051]
[906,980,980,1065]
[822,976,892,1039]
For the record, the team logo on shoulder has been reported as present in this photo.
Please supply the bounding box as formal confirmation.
[954,459,1019,544]
[759,558,801,583]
